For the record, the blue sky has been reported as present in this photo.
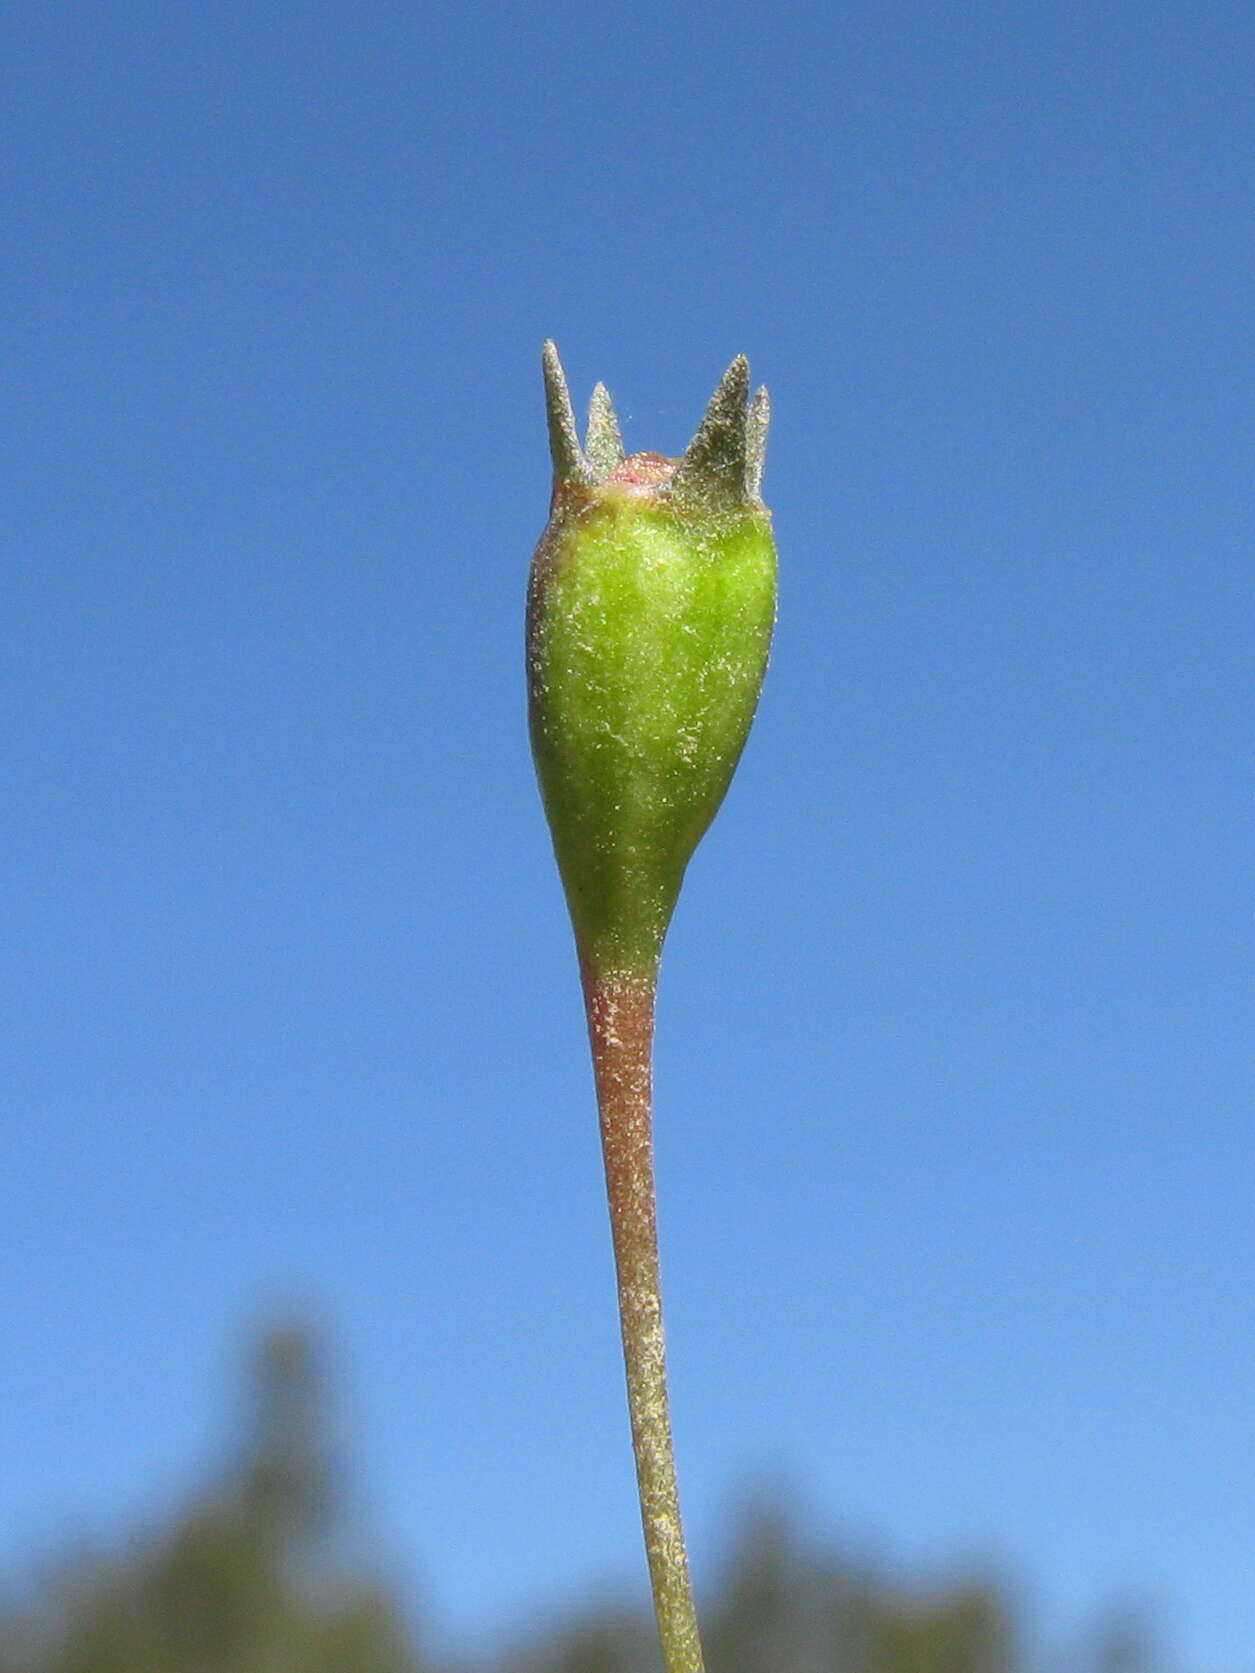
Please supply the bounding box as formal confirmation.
[3,0,1253,1666]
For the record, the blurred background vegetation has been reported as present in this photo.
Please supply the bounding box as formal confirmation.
[0,1323,1155,1673]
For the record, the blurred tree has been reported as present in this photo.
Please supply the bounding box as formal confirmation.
[0,1320,420,1673]
[520,1498,1016,1673]
[1060,1609,1157,1673]
[706,1499,1012,1673]
[0,1333,1152,1673]
[512,1606,661,1673]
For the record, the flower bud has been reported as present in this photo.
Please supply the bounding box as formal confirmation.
[527,344,777,977]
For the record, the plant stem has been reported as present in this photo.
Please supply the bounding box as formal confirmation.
[579,959,706,1673]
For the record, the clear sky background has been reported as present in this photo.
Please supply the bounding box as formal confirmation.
[3,0,1252,1667]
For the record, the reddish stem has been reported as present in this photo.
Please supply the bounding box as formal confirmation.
[579,958,705,1673]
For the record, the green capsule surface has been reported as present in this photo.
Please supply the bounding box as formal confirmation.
[527,350,777,977]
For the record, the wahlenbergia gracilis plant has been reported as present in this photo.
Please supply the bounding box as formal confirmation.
[527,344,778,1673]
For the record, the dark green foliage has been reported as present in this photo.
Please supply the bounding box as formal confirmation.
[0,1322,419,1673]
[524,1505,1016,1673]
[0,1331,1153,1673]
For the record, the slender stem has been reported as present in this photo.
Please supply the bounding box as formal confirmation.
[580,958,706,1673]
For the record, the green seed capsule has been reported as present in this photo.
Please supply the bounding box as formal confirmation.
[527,345,778,977]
